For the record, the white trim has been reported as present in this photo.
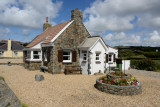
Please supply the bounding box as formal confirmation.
[51,20,74,42]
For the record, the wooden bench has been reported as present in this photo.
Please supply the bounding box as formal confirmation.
[64,66,82,75]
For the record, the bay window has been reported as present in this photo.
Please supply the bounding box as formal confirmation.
[26,50,41,61]
[33,51,41,59]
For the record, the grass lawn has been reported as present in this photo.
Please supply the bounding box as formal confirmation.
[153,60,160,72]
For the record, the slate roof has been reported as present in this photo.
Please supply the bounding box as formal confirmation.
[26,20,71,48]
[0,44,7,50]
[78,36,100,48]
[0,40,24,51]
[11,41,24,50]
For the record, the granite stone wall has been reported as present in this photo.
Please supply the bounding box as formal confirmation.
[51,9,91,73]
[95,79,142,96]
[24,61,41,70]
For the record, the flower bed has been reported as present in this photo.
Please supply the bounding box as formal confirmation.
[95,72,142,95]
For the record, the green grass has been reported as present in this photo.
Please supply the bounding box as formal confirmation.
[156,70,160,72]
[0,76,5,81]
[21,102,28,107]
[153,60,160,71]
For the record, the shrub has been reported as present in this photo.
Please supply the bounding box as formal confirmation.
[131,58,157,71]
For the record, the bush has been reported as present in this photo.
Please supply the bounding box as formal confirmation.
[131,58,157,71]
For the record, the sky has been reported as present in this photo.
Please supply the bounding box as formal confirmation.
[0,0,160,47]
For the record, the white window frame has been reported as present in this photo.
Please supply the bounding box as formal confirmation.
[95,53,101,61]
[63,50,72,63]
[33,51,41,60]
[108,53,113,63]
[26,50,42,61]
[14,51,18,56]
[0,51,4,56]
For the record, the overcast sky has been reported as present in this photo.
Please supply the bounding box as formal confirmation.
[0,0,160,46]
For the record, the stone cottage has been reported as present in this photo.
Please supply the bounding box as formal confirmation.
[23,8,118,75]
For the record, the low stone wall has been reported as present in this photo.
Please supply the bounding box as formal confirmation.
[95,79,142,96]
[24,61,41,70]
[107,73,131,79]
[0,79,22,107]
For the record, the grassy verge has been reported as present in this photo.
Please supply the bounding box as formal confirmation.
[21,102,28,107]
[0,76,5,81]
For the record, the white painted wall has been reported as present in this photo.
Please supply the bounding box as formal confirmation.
[90,40,106,75]
[122,60,130,70]
[80,50,88,74]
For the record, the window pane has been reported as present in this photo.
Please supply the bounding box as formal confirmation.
[63,56,70,60]
[34,55,39,59]
[34,51,39,54]
[96,57,99,60]
[63,52,70,55]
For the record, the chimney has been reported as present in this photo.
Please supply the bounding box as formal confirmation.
[8,39,11,51]
[43,17,52,31]
[46,17,48,23]
[71,8,83,22]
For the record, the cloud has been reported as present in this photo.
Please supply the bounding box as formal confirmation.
[84,0,160,35]
[0,0,62,29]
[143,30,160,46]
[104,30,160,46]
[0,27,10,40]
[104,32,141,46]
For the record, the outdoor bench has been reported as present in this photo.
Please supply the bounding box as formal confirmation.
[64,66,82,75]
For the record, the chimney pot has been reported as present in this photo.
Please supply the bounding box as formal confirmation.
[46,17,48,23]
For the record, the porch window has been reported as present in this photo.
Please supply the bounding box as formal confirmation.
[14,51,18,56]
[96,53,100,61]
[33,51,41,59]
[0,51,4,56]
[27,51,31,59]
[63,51,72,62]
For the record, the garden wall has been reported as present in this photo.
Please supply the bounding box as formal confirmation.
[95,79,142,96]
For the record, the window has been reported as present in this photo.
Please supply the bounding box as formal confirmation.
[83,53,87,60]
[63,51,72,62]
[0,51,4,56]
[14,51,18,56]
[27,51,31,59]
[109,53,113,62]
[96,53,100,61]
[33,51,41,59]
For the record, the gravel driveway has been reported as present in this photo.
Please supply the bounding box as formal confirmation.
[0,65,160,107]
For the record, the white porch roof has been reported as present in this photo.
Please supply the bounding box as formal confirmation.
[78,36,100,49]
